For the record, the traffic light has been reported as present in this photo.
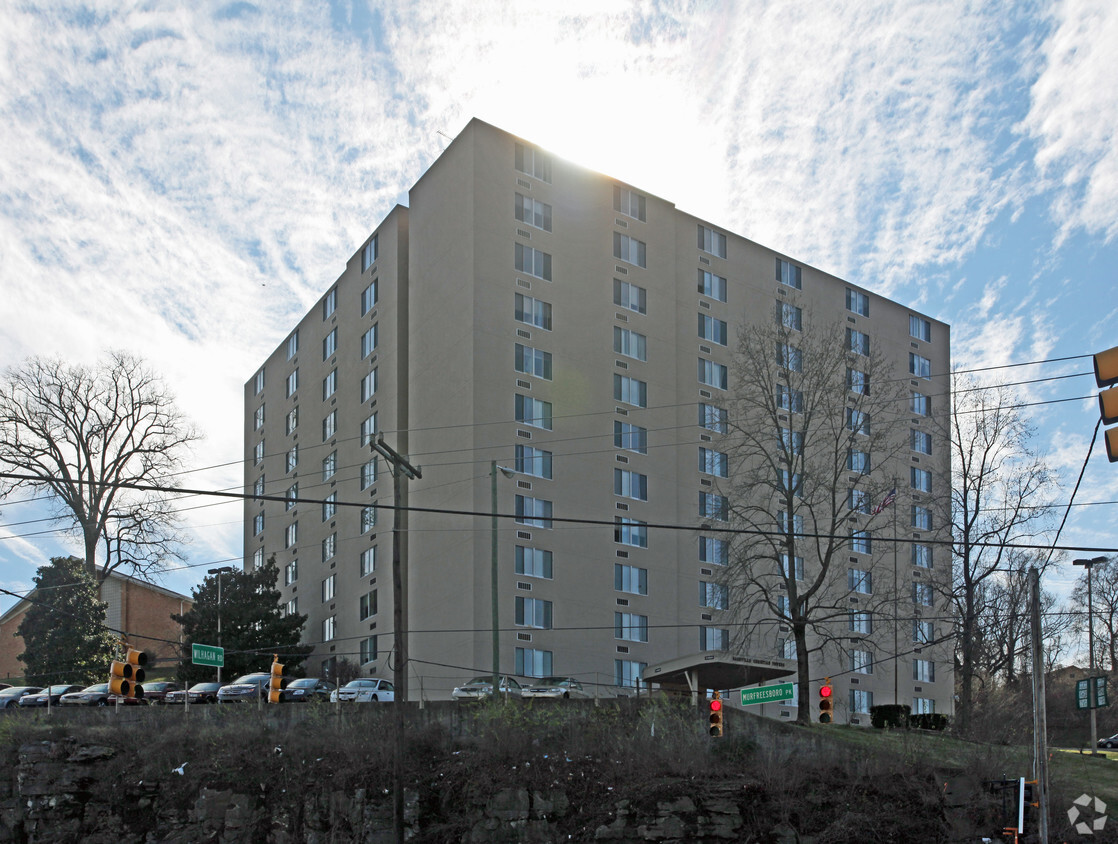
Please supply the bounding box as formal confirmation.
[108,648,147,699]
[1095,345,1118,462]
[819,679,833,723]
[708,691,724,737]
[268,654,284,704]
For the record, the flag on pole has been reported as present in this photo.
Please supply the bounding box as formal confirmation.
[871,487,897,515]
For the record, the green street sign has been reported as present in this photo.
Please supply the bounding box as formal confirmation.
[192,643,224,667]
[1077,677,1108,710]
[741,682,795,706]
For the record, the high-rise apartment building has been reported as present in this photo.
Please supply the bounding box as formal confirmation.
[244,118,953,721]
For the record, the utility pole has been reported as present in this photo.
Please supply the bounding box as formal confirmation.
[370,433,420,844]
[1029,566,1050,844]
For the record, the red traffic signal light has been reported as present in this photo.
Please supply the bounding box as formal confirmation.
[709,691,724,737]
[819,679,833,724]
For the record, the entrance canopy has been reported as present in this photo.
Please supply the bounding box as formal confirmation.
[642,652,795,695]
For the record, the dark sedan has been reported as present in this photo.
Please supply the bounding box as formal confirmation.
[109,680,182,706]
[0,687,42,709]
[164,682,223,705]
[281,678,332,703]
[19,685,85,708]
[59,683,112,707]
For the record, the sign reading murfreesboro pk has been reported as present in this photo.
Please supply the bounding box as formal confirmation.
[192,643,224,667]
[741,682,795,706]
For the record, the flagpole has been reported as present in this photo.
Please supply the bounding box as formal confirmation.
[893,475,899,706]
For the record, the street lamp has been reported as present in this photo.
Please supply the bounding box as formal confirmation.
[1074,555,1108,752]
[491,461,515,698]
[208,566,235,683]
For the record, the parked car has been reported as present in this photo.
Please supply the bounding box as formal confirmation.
[329,678,395,703]
[217,673,286,703]
[133,681,181,705]
[0,683,11,692]
[19,685,84,708]
[0,687,42,709]
[1098,734,1118,749]
[282,677,333,703]
[164,682,223,705]
[452,675,522,701]
[521,677,591,700]
[59,683,113,707]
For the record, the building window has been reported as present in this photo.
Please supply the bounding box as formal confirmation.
[846,289,870,317]
[850,689,873,714]
[286,369,298,397]
[849,568,872,594]
[286,331,299,360]
[360,413,378,447]
[699,403,728,433]
[913,697,935,715]
[779,427,804,455]
[699,581,729,610]
[515,344,553,379]
[361,369,378,402]
[614,421,648,454]
[516,596,553,629]
[613,233,647,268]
[615,517,648,548]
[700,627,729,651]
[851,650,873,674]
[913,503,934,530]
[515,193,552,231]
[516,647,553,678]
[697,270,727,302]
[911,467,932,493]
[285,407,299,435]
[778,510,804,536]
[284,560,298,585]
[776,259,802,289]
[613,327,647,361]
[284,522,298,549]
[614,186,647,221]
[777,302,803,331]
[323,288,337,320]
[515,445,553,479]
[362,235,378,272]
[613,375,647,408]
[615,659,646,689]
[911,392,931,416]
[847,449,871,474]
[779,470,804,498]
[614,469,648,501]
[698,225,727,258]
[361,506,376,533]
[253,369,265,395]
[322,615,336,642]
[846,408,871,436]
[699,314,728,345]
[914,620,934,644]
[849,488,871,514]
[322,410,337,442]
[285,483,298,512]
[849,611,872,634]
[253,475,265,499]
[516,546,553,579]
[698,358,728,390]
[776,593,790,619]
[776,385,803,413]
[515,394,553,429]
[284,597,297,617]
[699,447,729,477]
[359,590,378,620]
[782,554,804,580]
[322,533,337,563]
[913,582,934,607]
[613,279,647,314]
[912,543,932,569]
[321,574,335,602]
[851,530,872,555]
[913,659,935,682]
[361,324,378,358]
[285,444,298,473]
[847,368,870,395]
[515,243,552,281]
[614,563,647,595]
[912,430,932,455]
[699,492,729,521]
[253,440,264,465]
[360,458,377,491]
[615,612,648,642]
[322,492,336,522]
[910,315,931,342]
[699,537,728,566]
[778,637,797,660]
[360,547,376,577]
[361,279,378,314]
[515,293,552,330]
[846,328,870,357]
[323,328,337,361]
[515,495,553,529]
[514,142,552,182]
[322,451,336,481]
[252,513,264,536]
[776,343,803,373]
[360,636,377,665]
[909,353,931,379]
[322,369,337,400]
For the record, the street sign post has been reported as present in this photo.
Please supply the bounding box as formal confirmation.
[192,643,224,668]
[741,682,795,706]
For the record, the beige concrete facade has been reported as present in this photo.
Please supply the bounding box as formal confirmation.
[244,118,953,720]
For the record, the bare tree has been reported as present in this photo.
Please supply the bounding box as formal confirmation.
[0,352,199,581]
[722,314,907,725]
[949,376,1055,733]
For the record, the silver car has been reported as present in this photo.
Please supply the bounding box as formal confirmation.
[521,677,590,700]
[329,678,395,703]
[217,673,279,703]
[452,675,522,700]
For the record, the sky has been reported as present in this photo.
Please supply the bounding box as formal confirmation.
[0,0,1115,614]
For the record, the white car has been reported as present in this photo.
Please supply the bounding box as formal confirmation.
[521,677,590,700]
[452,675,523,700]
[329,678,395,703]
